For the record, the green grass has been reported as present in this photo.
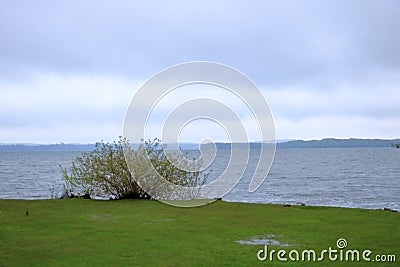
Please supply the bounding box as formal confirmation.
[0,199,398,266]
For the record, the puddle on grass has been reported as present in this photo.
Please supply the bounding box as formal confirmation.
[236,234,300,247]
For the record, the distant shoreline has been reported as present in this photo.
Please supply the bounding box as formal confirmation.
[276,138,400,149]
[1,138,400,152]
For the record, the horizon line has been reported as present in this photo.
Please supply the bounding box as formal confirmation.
[1,137,400,146]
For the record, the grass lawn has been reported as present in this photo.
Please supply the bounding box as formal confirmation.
[0,199,398,266]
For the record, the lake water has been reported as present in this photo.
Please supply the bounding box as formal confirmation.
[0,148,399,210]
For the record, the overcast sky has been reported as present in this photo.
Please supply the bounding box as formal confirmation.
[1,0,399,143]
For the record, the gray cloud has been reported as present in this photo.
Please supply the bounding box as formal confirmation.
[2,1,399,84]
[0,0,399,142]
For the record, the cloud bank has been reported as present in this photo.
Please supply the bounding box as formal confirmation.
[0,0,399,142]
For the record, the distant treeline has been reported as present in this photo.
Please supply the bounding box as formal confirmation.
[185,138,400,149]
[1,138,399,152]
[276,138,400,149]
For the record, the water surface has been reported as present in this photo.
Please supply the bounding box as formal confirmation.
[0,148,399,210]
